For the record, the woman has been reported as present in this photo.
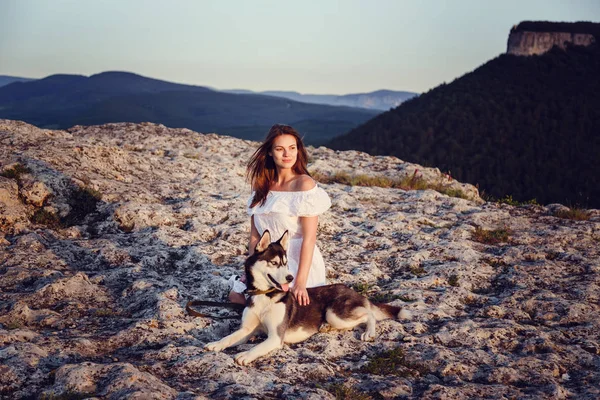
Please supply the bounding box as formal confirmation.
[229,124,331,306]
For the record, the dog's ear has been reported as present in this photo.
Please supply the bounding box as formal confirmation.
[278,230,289,252]
[255,230,271,253]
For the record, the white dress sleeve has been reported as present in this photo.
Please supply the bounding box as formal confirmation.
[247,186,331,217]
[289,186,331,216]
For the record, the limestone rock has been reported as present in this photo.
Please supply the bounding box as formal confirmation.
[0,119,598,399]
[507,30,595,56]
[0,176,30,233]
[19,175,53,207]
[46,362,178,399]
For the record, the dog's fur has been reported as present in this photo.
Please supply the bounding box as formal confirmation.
[204,230,408,365]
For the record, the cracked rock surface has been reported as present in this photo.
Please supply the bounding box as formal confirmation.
[1,119,599,399]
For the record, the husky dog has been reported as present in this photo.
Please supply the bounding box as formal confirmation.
[204,230,408,365]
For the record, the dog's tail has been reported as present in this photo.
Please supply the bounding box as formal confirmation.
[371,302,411,321]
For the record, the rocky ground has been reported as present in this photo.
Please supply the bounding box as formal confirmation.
[1,119,599,399]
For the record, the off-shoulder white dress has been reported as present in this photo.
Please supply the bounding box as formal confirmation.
[246,185,331,288]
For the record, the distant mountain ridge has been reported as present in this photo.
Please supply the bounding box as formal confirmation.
[0,71,378,145]
[223,88,418,110]
[0,75,35,87]
[329,22,600,208]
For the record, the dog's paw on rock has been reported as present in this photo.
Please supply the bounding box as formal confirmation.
[360,331,376,342]
[234,351,255,366]
[204,341,225,352]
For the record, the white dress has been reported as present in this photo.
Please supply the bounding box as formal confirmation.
[247,185,332,288]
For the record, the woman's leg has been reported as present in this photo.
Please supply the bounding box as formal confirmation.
[229,291,246,305]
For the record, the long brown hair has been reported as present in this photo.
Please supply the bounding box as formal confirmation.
[247,124,311,207]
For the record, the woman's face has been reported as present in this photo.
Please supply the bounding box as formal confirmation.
[269,134,298,170]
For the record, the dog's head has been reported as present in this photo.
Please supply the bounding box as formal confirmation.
[245,230,293,292]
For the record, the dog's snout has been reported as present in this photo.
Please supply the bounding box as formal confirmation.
[286,275,294,283]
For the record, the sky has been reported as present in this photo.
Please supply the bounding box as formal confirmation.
[1,0,598,95]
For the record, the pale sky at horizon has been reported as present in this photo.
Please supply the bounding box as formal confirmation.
[1,0,598,95]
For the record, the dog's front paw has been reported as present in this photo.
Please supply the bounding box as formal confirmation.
[205,340,226,352]
[234,350,256,366]
[360,331,376,342]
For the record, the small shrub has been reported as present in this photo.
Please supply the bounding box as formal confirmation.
[554,207,590,221]
[410,263,427,276]
[448,274,460,287]
[5,320,22,330]
[497,195,539,206]
[118,221,135,233]
[545,251,561,260]
[434,186,469,200]
[497,195,520,206]
[93,308,117,317]
[352,282,372,296]
[360,347,423,377]
[0,163,31,182]
[486,194,539,206]
[30,209,61,228]
[369,291,413,303]
[472,227,511,245]
[324,383,373,400]
[460,296,478,305]
[39,392,90,400]
[64,185,102,226]
[483,257,509,268]
[81,186,102,201]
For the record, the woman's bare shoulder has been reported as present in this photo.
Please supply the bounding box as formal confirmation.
[291,174,316,192]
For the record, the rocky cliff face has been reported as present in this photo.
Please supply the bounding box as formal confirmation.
[507,30,595,56]
[1,119,599,399]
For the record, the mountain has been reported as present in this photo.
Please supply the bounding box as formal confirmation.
[329,25,600,208]
[0,75,35,87]
[223,88,418,110]
[0,71,378,145]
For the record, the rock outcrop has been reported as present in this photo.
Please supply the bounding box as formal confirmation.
[506,22,599,56]
[507,30,595,56]
[1,119,599,399]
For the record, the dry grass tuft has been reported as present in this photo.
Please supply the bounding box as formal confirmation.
[472,227,511,245]
[554,207,590,221]
[311,169,469,200]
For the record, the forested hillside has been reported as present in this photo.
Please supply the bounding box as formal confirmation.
[330,43,600,207]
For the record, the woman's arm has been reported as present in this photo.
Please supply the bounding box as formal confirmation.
[292,214,318,306]
[248,215,260,256]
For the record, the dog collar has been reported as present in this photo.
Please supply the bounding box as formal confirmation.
[245,288,280,296]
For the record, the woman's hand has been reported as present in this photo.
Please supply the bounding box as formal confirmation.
[291,284,310,306]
